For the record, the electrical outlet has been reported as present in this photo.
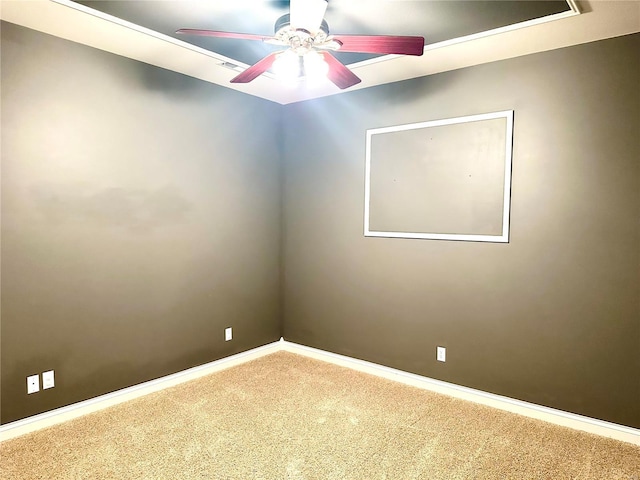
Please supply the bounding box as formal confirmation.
[27,374,40,394]
[42,370,55,389]
[225,327,232,341]
[437,346,446,362]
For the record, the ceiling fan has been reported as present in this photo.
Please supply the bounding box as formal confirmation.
[176,0,425,89]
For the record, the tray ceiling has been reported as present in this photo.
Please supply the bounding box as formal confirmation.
[76,1,572,67]
[1,1,639,104]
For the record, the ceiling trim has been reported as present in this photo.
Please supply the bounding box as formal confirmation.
[1,1,639,105]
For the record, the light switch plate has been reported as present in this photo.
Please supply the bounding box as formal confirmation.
[437,346,446,362]
[42,370,55,389]
[225,327,232,341]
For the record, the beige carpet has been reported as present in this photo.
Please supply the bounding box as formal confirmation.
[1,351,638,479]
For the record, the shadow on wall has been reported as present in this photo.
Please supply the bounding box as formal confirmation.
[130,58,209,98]
[30,183,193,233]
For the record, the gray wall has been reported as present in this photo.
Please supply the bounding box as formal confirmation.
[282,34,639,428]
[1,22,282,424]
[2,21,638,430]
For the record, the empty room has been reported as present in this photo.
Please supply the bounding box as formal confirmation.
[1,1,639,478]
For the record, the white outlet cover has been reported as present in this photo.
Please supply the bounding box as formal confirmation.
[42,370,55,389]
[437,346,446,362]
[27,374,40,394]
[225,327,232,341]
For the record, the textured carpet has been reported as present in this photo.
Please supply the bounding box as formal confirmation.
[1,351,638,479]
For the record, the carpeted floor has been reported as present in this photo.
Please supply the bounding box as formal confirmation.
[1,351,639,479]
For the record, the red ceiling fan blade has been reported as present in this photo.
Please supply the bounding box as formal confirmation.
[231,52,279,84]
[320,52,361,90]
[331,35,425,56]
[176,29,272,42]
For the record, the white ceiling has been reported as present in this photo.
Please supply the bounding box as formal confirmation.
[1,0,639,104]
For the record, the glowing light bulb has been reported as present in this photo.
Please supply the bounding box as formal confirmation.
[273,50,301,81]
[303,51,329,86]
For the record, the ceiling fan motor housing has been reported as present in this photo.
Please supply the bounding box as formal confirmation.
[274,13,329,36]
[274,14,332,55]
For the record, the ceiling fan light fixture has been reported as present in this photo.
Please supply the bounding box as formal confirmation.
[177,0,423,90]
[302,51,329,79]
[272,50,302,81]
[272,49,329,85]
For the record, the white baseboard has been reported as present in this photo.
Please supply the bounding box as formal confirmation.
[2,338,638,446]
[0,341,281,442]
[281,340,640,446]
